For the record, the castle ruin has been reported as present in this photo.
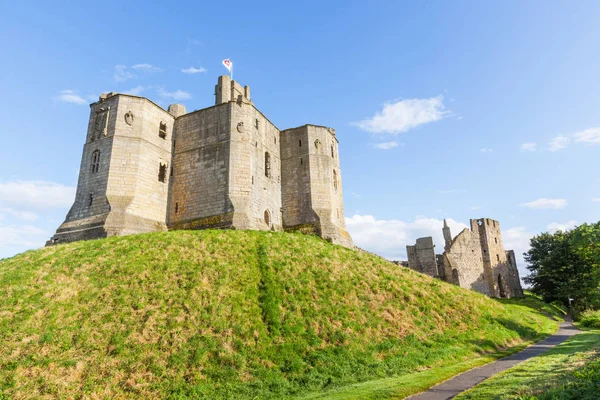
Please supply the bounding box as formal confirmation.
[48,76,353,247]
[406,218,524,298]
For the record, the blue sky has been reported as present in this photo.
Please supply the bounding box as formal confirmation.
[1,1,599,279]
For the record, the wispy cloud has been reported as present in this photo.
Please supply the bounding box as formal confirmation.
[124,86,145,96]
[438,189,463,194]
[182,66,207,74]
[520,198,567,210]
[114,64,161,82]
[0,225,48,248]
[131,63,161,73]
[480,148,493,153]
[0,180,75,209]
[373,141,400,150]
[548,135,570,152]
[0,207,38,221]
[520,142,537,152]
[353,96,449,134]
[53,90,88,105]
[471,206,482,210]
[593,198,600,202]
[114,65,136,82]
[158,88,191,101]
[547,220,578,233]
[573,127,600,144]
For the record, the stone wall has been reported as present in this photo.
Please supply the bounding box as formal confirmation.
[406,237,439,277]
[442,228,491,296]
[228,99,282,231]
[167,103,233,229]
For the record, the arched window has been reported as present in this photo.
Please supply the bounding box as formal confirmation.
[333,169,338,190]
[331,145,334,158]
[265,152,271,178]
[91,150,100,173]
[264,209,271,226]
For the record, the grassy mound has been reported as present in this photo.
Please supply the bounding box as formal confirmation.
[0,230,561,399]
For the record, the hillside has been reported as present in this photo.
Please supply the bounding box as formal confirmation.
[0,230,561,399]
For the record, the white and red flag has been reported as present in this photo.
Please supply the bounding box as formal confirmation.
[222,59,232,72]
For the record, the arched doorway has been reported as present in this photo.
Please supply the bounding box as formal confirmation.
[264,210,271,227]
[452,269,460,286]
[498,274,507,298]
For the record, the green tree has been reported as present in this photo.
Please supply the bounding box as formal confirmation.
[524,223,600,314]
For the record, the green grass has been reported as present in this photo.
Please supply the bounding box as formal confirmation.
[455,331,600,400]
[0,230,562,399]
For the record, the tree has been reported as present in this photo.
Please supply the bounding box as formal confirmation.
[524,225,600,314]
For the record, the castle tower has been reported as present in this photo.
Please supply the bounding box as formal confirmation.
[280,125,352,247]
[48,93,177,243]
[443,219,452,251]
[472,218,518,298]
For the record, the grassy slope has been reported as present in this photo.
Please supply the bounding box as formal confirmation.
[455,331,600,400]
[0,230,561,399]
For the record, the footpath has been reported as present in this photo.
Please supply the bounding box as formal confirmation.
[407,318,580,400]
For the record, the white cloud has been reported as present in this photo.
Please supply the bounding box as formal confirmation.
[573,127,600,144]
[502,226,534,277]
[124,86,145,96]
[345,215,467,260]
[520,142,537,152]
[0,225,47,248]
[373,141,399,150]
[0,208,38,221]
[471,206,482,210]
[593,198,600,202]
[547,220,578,233]
[480,148,493,153]
[131,63,161,73]
[353,96,449,134]
[54,90,88,105]
[182,66,207,74]
[158,88,191,101]
[114,65,135,82]
[548,135,570,151]
[520,198,567,210]
[0,180,75,209]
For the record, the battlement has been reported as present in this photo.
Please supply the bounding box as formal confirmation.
[215,75,251,105]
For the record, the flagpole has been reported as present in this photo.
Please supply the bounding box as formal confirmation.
[231,63,233,81]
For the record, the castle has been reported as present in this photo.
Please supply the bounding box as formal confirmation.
[406,218,524,298]
[47,76,353,247]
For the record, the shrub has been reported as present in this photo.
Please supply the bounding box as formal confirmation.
[578,309,600,328]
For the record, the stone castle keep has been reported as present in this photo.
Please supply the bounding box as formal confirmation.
[406,218,524,298]
[48,76,353,247]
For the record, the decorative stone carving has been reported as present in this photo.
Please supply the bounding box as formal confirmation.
[124,111,134,126]
[314,139,322,149]
[237,122,245,133]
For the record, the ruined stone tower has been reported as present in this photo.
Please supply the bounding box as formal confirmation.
[48,76,353,247]
[405,217,523,298]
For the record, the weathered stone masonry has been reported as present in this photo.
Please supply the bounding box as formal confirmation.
[48,76,353,247]
[406,218,524,298]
